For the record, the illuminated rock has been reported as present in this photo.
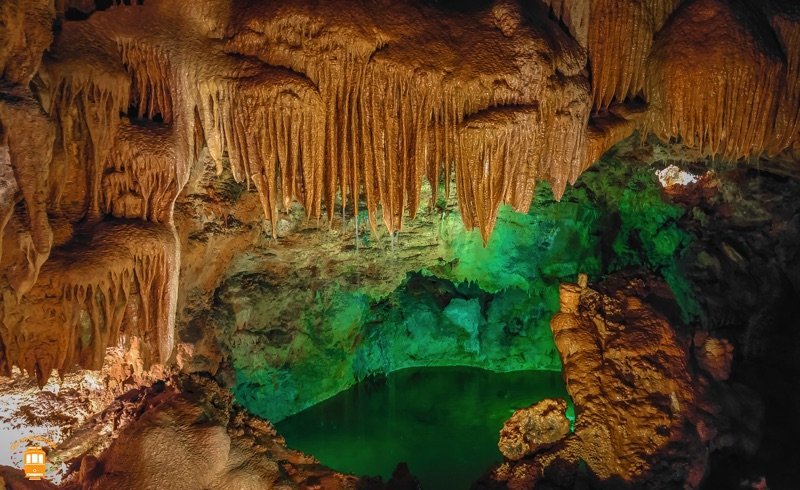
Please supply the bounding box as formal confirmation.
[498,398,571,461]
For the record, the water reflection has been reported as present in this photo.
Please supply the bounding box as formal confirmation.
[277,367,573,489]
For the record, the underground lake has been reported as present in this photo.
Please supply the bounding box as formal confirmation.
[276,366,575,489]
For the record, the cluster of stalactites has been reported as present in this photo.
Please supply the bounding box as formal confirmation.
[118,39,174,124]
[226,29,590,239]
[456,106,543,243]
[1,222,176,386]
[35,0,595,244]
[765,3,800,155]
[103,122,179,223]
[541,0,681,109]
[47,67,131,221]
[588,0,682,109]
[645,0,800,160]
[542,0,800,160]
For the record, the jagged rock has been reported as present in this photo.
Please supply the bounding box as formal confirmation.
[0,466,57,489]
[694,332,734,381]
[0,1,799,486]
[646,0,798,159]
[485,273,724,489]
[498,398,571,461]
[1,0,800,385]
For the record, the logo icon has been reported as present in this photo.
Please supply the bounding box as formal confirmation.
[10,437,55,481]
[22,446,47,480]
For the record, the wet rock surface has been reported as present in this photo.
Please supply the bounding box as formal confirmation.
[483,272,764,489]
[498,398,571,461]
[0,0,799,484]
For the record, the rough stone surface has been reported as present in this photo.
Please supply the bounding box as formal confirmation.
[58,376,367,490]
[0,1,799,488]
[1,0,800,387]
[694,332,734,381]
[498,398,571,461]
[483,272,765,489]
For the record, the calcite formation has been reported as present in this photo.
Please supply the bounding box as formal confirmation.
[498,398,571,461]
[1,0,596,383]
[486,274,724,488]
[645,0,798,160]
[0,0,799,419]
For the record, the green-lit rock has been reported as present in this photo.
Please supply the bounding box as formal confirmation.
[214,156,698,421]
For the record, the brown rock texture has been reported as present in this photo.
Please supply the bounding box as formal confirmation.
[0,11,797,490]
[1,0,799,387]
[553,276,706,486]
[0,341,170,482]
[485,273,726,489]
[0,0,596,384]
[498,398,571,461]
[58,375,366,490]
[645,0,798,159]
[694,331,734,381]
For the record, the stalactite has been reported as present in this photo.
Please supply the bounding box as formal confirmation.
[43,62,130,222]
[457,106,543,243]
[188,62,323,237]
[645,0,785,160]
[228,0,590,236]
[541,0,589,48]
[0,146,19,267]
[0,91,56,298]
[103,122,178,223]
[587,102,647,165]
[588,0,682,109]
[539,78,592,197]
[1,222,177,385]
[118,40,174,123]
[762,1,800,154]
[1,0,595,382]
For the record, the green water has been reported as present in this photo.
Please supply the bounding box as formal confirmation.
[276,367,573,489]
[231,157,699,423]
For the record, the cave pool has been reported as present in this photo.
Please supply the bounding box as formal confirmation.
[276,366,574,489]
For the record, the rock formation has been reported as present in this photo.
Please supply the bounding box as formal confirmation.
[483,273,761,489]
[1,0,799,387]
[0,0,799,487]
[62,376,368,490]
[498,398,571,461]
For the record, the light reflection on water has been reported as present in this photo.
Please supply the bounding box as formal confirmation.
[277,366,573,489]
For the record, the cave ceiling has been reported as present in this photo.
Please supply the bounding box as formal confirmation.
[0,0,798,385]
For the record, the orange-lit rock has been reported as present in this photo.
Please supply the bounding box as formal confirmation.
[0,2,798,486]
[646,0,795,159]
[498,398,571,461]
[694,332,734,381]
[62,376,366,490]
[485,273,723,488]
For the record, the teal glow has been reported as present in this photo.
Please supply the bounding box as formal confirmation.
[276,367,574,489]
[230,156,699,422]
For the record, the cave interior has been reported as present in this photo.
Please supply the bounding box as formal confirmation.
[0,0,799,488]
